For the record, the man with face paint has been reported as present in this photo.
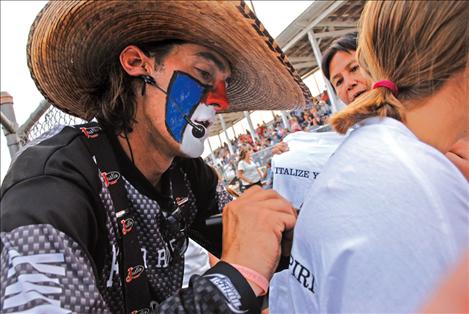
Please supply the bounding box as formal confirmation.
[0,2,311,314]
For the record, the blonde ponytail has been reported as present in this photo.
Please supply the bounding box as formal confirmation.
[330,86,404,134]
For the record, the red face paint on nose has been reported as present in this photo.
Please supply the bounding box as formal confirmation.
[203,81,229,111]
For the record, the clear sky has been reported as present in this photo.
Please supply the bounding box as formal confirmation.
[0,1,326,182]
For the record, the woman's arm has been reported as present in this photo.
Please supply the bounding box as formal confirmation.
[257,167,265,180]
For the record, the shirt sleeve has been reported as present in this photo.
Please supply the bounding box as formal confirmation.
[156,261,261,314]
[1,226,260,314]
[1,168,111,313]
[1,224,109,313]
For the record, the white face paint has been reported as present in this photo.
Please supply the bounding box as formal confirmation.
[180,103,216,158]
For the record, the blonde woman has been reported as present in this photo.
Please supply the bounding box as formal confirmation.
[237,145,263,192]
[270,1,469,313]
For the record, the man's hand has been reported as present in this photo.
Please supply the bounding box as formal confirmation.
[271,142,289,155]
[446,137,469,181]
[221,186,296,283]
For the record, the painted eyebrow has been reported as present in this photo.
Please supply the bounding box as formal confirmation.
[195,51,226,72]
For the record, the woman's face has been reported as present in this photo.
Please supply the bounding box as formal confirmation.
[329,50,371,105]
[245,147,252,159]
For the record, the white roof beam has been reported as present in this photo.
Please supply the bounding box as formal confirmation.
[289,56,316,63]
[312,28,357,39]
[293,61,316,70]
[283,1,346,51]
[308,30,339,113]
[316,20,357,28]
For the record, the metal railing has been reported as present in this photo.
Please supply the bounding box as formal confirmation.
[1,93,85,160]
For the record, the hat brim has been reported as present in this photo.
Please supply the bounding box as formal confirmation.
[27,1,311,120]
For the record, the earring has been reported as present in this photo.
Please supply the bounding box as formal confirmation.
[140,75,156,96]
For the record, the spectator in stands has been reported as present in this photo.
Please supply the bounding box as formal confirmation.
[301,110,311,128]
[278,127,289,140]
[263,159,274,190]
[271,126,282,144]
[289,116,302,132]
[237,144,264,192]
[245,130,254,145]
[256,122,266,139]
[270,1,468,313]
[320,90,330,106]
[293,109,305,125]
[230,138,238,154]
[315,101,331,124]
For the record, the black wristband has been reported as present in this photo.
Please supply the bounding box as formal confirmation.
[204,261,261,314]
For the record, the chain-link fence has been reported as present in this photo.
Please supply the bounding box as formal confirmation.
[1,95,86,160]
[25,106,86,143]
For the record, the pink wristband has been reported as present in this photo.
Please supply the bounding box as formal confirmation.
[231,263,269,296]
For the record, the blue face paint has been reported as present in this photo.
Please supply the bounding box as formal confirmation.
[165,71,207,143]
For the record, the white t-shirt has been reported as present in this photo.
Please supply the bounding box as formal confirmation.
[270,117,469,313]
[237,159,261,185]
[272,131,346,208]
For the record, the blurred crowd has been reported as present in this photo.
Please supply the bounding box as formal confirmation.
[206,93,332,188]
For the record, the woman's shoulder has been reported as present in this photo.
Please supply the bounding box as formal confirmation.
[238,159,247,168]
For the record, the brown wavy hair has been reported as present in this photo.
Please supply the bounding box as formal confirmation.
[329,1,468,134]
[82,39,185,134]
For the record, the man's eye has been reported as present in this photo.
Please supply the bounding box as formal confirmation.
[335,78,343,87]
[196,68,212,82]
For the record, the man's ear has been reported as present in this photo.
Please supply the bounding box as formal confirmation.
[119,45,153,77]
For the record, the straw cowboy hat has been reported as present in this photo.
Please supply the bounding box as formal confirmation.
[27,1,312,120]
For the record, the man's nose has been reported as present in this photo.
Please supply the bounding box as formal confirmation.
[203,81,229,112]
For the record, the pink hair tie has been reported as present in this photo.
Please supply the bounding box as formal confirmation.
[372,80,398,96]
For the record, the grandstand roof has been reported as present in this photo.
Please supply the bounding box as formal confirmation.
[277,0,364,78]
[208,111,245,137]
[211,0,364,137]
